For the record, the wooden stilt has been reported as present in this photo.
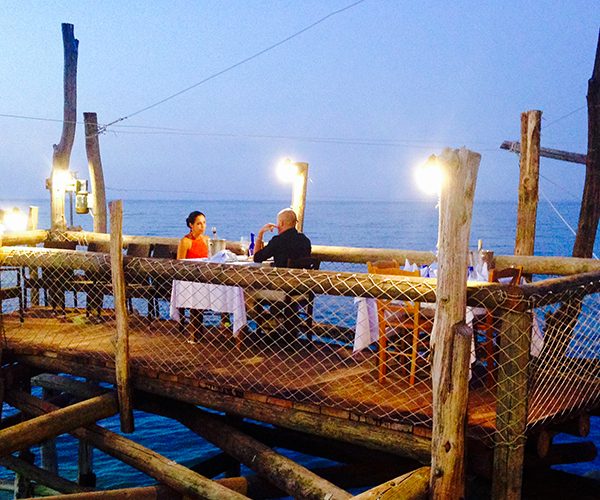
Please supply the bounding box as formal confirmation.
[13,449,35,499]
[430,147,480,499]
[109,200,134,433]
[7,390,250,500]
[77,440,96,488]
[492,301,532,500]
[39,388,59,475]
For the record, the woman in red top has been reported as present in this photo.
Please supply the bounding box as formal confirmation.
[177,211,209,259]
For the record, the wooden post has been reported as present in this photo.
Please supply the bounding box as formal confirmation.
[430,147,480,499]
[292,162,309,232]
[84,112,107,233]
[573,30,600,258]
[499,141,586,165]
[26,206,39,231]
[110,200,134,433]
[492,299,532,500]
[515,110,542,257]
[50,23,78,231]
[78,440,96,487]
[40,388,59,475]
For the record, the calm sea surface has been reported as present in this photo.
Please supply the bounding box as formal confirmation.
[1,198,598,494]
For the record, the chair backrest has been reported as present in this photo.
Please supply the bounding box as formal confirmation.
[126,243,152,257]
[367,259,399,272]
[44,240,77,250]
[489,266,523,286]
[87,242,110,253]
[367,261,418,277]
[287,257,320,270]
[152,244,178,259]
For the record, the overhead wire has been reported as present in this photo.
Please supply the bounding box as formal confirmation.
[96,0,367,134]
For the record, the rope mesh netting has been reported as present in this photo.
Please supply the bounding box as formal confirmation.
[1,238,598,446]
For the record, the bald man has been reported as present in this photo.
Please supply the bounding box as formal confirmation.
[253,208,311,267]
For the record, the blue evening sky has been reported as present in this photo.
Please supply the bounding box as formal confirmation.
[0,1,598,203]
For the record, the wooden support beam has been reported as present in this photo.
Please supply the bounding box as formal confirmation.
[0,392,118,456]
[430,147,480,499]
[0,454,92,495]
[573,30,600,258]
[137,395,353,500]
[31,373,106,399]
[492,299,532,500]
[26,206,39,231]
[84,112,107,233]
[0,230,48,247]
[352,466,430,499]
[515,110,542,257]
[524,441,597,468]
[50,23,79,231]
[109,200,134,433]
[6,390,250,500]
[500,141,586,165]
[12,354,433,464]
[40,388,59,475]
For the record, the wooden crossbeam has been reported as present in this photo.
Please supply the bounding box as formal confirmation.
[500,140,586,165]
[0,392,118,456]
[137,394,353,500]
[352,466,430,499]
[6,390,249,500]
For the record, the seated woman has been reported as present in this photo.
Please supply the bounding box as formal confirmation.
[177,211,209,343]
[177,211,209,259]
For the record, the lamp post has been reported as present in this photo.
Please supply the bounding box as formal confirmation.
[277,158,309,232]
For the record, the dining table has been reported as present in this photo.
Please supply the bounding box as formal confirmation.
[169,256,263,337]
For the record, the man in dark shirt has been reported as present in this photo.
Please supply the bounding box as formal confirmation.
[253,208,311,267]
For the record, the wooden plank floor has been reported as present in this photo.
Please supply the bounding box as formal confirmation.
[3,308,591,440]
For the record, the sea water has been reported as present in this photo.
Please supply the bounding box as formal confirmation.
[1,198,598,495]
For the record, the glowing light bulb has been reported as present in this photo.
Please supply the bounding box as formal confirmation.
[276,158,299,184]
[415,155,446,195]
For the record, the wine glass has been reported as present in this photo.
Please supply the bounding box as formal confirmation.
[239,236,249,257]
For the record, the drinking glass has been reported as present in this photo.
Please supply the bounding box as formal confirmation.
[239,236,249,257]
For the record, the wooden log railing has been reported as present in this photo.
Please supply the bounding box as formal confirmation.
[3,229,600,276]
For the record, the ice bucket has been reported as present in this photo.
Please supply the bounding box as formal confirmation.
[209,238,227,257]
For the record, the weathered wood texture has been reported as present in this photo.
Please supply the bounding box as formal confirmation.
[6,390,250,500]
[430,147,480,499]
[293,162,309,232]
[573,31,600,258]
[492,301,532,500]
[352,466,430,499]
[0,230,48,247]
[84,112,107,233]
[0,454,92,494]
[500,141,586,165]
[109,200,134,433]
[50,23,78,231]
[0,392,117,457]
[138,395,352,500]
[515,110,542,257]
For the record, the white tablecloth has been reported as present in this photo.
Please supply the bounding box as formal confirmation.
[169,258,260,336]
[354,297,543,357]
[353,298,478,353]
[170,281,247,336]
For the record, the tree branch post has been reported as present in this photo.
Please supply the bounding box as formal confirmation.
[430,147,480,499]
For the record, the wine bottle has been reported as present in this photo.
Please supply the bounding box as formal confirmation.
[248,232,255,256]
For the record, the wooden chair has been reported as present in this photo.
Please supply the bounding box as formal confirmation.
[124,243,154,318]
[1,266,24,323]
[286,257,321,341]
[23,240,77,315]
[476,265,524,387]
[150,243,179,319]
[367,261,432,385]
